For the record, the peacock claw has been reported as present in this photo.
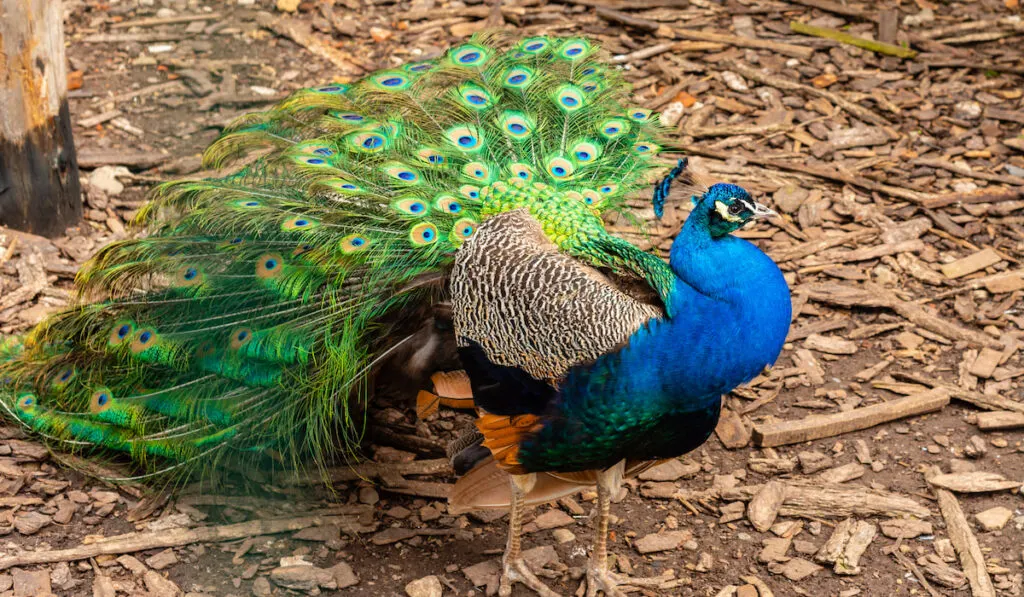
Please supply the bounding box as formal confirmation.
[499,558,562,597]
[584,566,671,597]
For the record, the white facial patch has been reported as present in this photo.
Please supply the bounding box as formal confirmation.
[714,200,744,223]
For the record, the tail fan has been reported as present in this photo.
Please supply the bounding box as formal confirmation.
[1,32,676,481]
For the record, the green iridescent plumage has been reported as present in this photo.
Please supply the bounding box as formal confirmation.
[0,32,678,480]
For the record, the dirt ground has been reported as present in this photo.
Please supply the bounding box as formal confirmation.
[2,0,1024,596]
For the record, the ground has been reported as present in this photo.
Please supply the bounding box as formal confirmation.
[1,0,1023,596]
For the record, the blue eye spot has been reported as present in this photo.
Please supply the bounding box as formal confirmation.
[601,186,612,193]
[518,171,528,178]
[24,397,33,405]
[509,74,526,84]
[295,219,309,227]
[410,203,424,213]
[411,64,431,72]
[566,47,582,56]
[467,94,486,105]
[634,112,645,118]
[351,237,366,247]
[117,325,130,338]
[139,331,152,344]
[306,158,325,165]
[230,237,243,244]
[97,393,109,406]
[183,268,198,280]
[636,145,650,152]
[562,96,578,107]
[381,77,403,86]
[244,201,259,207]
[459,52,480,63]
[341,114,363,121]
[429,155,443,163]
[577,151,590,160]
[398,171,415,181]
[363,136,382,149]
[552,166,566,176]
[469,191,479,198]
[473,169,483,177]
[341,184,357,190]
[60,369,72,381]
[449,202,461,212]
[265,258,277,270]
[509,123,526,133]
[237,330,248,341]
[526,42,544,51]
[583,67,596,75]
[313,147,333,156]
[462,226,474,235]
[585,197,594,204]
[318,86,341,92]
[458,135,474,147]
[423,229,435,241]
[605,127,618,134]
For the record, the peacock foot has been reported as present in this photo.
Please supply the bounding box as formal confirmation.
[499,558,562,597]
[584,566,672,597]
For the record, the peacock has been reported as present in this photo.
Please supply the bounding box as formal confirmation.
[0,31,792,595]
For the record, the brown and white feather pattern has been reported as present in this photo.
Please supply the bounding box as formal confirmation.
[451,210,662,381]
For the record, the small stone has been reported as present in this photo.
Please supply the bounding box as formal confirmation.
[404,575,443,597]
[772,184,809,214]
[293,524,341,543]
[371,527,418,545]
[90,490,120,504]
[462,559,501,591]
[12,568,51,597]
[50,562,72,588]
[269,566,335,592]
[86,166,128,197]
[721,71,749,92]
[954,100,983,120]
[525,510,574,533]
[719,501,746,523]
[143,570,183,597]
[276,0,300,11]
[552,528,576,544]
[53,498,76,524]
[964,436,988,459]
[637,459,700,482]
[358,486,380,505]
[634,530,692,554]
[146,549,179,570]
[0,574,12,592]
[772,557,823,581]
[250,575,272,596]
[880,518,933,539]
[695,551,714,572]
[758,537,792,563]
[794,540,818,555]
[369,26,393,43]
[329,562,359,589]
[419,504,441,522]
[68,490,90,504]
[117,555,148,575]
[976,506,1013,531]
[14,511,52,535]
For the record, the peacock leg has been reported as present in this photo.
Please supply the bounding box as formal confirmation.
[585,461,672,597]
[499,473,561,597]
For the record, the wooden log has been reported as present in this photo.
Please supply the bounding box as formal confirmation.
[925,467,996,597]
[717,480,931,520]
[752,388,949,448]
[976,411,1024,430]
[0,0,82,237]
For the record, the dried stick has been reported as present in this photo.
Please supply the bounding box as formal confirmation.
[925,467,996,597]
[790,21,917,58]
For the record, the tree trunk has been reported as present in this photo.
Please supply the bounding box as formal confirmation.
[0,0,82,237]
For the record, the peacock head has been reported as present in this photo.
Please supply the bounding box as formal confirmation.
[698,183,776,238]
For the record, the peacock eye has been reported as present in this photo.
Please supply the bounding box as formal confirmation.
[728,202,743,215]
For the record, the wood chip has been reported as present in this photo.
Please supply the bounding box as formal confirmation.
[746,481,787,532]
[926,467,996,597]
[927,471,1022,493]
[940,248,1003,279]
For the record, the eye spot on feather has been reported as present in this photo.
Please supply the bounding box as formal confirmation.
[195,341,217,359]
[230,327,254,349]
[340,234,371,254]
[292,243,315,256]
[350,132,386,152]
[503,67,534,89]
[256,253,285,279]
[459,185,480,200]
[546,157,574,180]
[340,113,364,121]
[582,189,603,207]
[409,222,439,246]
[176,265,204,287]
[406,62,434,73]
[313,84,347,94]
[599,184,618,194]
[628,108,653,122]
[58,367,74,383]
[282,217,319,231]
[451,44,488,66]
[90,388,113,413]
[236,200,261,208]
[109,321,135,346]
[312,147,333,157]
[446,126,483,152]
[16,394,36,411]
[393,198,429,217]
[130,328,158,353]
[450,218,478,243]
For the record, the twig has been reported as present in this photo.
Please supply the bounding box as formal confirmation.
[675,29,815,59]
[925,467,996,597]
[109,12,221,29]
[790,21,918,58]
[0,512,353,571]
[913,158,1024,187]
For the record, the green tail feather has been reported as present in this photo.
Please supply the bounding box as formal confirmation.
[0,33,678,481]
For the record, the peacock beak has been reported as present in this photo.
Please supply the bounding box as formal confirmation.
[751,202,777,220]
